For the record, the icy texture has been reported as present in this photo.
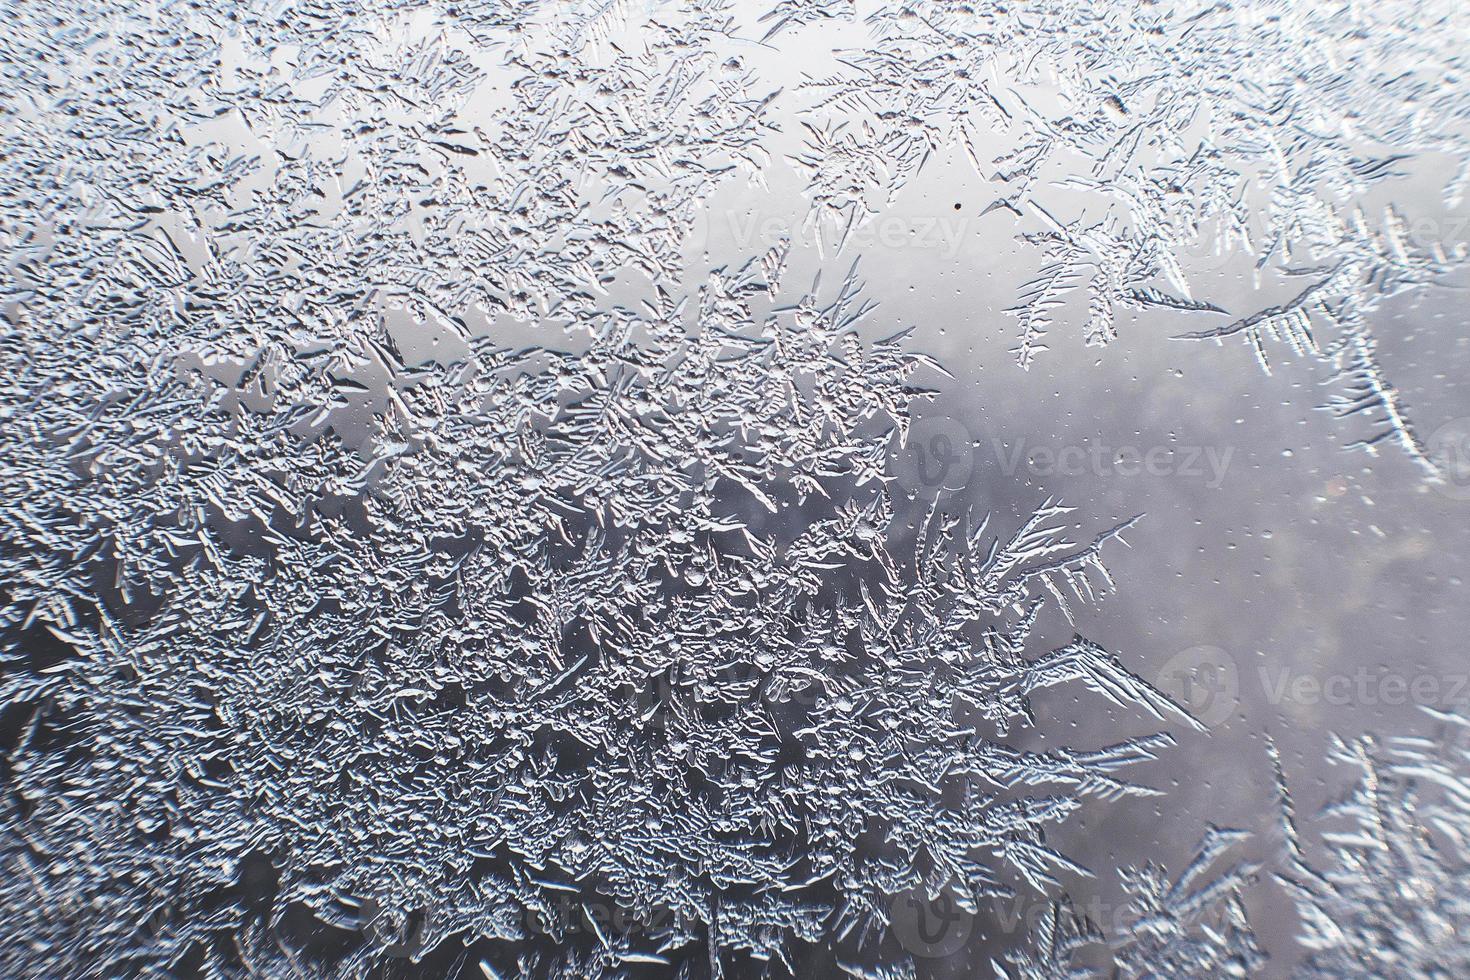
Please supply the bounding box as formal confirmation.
[798,0,1470,475]
[994,718,1470,979]
[0,254,1184,976]
[994,828,1263,979]
[0,4,1208,976]
[1276,715,1470,978]
[3,0,1467,977]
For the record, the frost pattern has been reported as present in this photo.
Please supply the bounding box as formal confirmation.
[4,0,1465,977]
[796,0,1470,476]
[995,717,1470,979]
[1276,714,1470,977]
[0,3,1204,976]
[994,828,1264,979]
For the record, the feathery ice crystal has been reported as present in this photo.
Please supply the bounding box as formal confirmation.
[3,0,1465,977]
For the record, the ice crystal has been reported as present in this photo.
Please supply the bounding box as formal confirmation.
[1276,714,1470,977]
[994,828,1264,980]
[0,258,1188,975]
[989,712,1470,979]
[1002,719,1470,979]
[0,4,1207,976]
[797,0,1470,475]
[6,0,1459,976]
